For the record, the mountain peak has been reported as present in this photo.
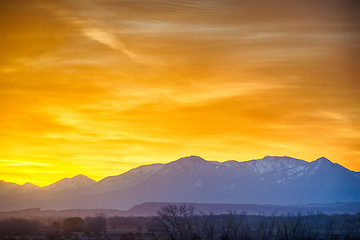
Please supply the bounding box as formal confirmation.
[72,174,92,179]
[22,182,39,187]
[315,157,331,162]
[68,174,97,183]
[306,157,335,173]
[261,156,298,161]
[44,174,96,191]
[175,155,206,163]
[167,156,209,170]
[313,157,333,166]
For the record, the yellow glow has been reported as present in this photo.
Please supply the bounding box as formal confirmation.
[0,0,359,186]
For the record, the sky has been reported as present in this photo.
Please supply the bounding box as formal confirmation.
[1,0,359,186]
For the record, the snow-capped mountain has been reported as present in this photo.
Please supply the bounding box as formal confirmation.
[44,174,96,191]
[1,156,359,211]
[242,156,308,174]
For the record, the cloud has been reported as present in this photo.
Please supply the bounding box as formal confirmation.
[0,160,50,166]
[0,0,359,185]
[83,27,138,61]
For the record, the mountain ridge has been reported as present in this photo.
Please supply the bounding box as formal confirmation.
[0,155,348,187]
[1,155,360,211]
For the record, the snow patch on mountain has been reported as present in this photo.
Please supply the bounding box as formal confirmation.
[100,163,163,185]
[242,156,307,174]
[44,174,96,191]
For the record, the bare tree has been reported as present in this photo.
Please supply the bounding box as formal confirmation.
[324,215,335,240]
[224,210,247,240]
[202,213,218,240]
[305,210,323,240]
[256,210,278,240]
[277,212,306,240]
[155,204,196,240]
[85,214,107,240]
[63,217,85,233]
[93,214,107,240]
[0,218,40,236]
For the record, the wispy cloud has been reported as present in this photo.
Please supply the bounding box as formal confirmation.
[82,27,138,61]
[0,160,50,166]
[0,0,359,185]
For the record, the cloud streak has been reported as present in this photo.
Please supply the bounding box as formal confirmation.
[0,0,359,185]
[0,160,50,166]
[83,28,138,61]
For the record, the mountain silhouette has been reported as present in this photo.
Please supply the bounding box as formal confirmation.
[1,156,359,211]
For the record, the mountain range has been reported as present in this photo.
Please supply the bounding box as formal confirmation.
[1,156,360,211]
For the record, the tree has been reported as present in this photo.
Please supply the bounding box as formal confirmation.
[324,215,335,240]
[51,220,62,231]
[155,204,197,240]
[63,217,85,233]
[202,213,218,240]
[277,212,306,240]
[85,214,107,240]
[256,210,278,240]
[223,210,247,240]
[0,218,39,236]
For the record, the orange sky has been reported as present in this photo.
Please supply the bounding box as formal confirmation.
[1,0,359,186]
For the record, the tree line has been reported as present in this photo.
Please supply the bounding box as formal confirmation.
[151,205,360,240]
[0,204,359,240]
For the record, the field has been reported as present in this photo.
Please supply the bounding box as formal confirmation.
[1,205,360,240]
